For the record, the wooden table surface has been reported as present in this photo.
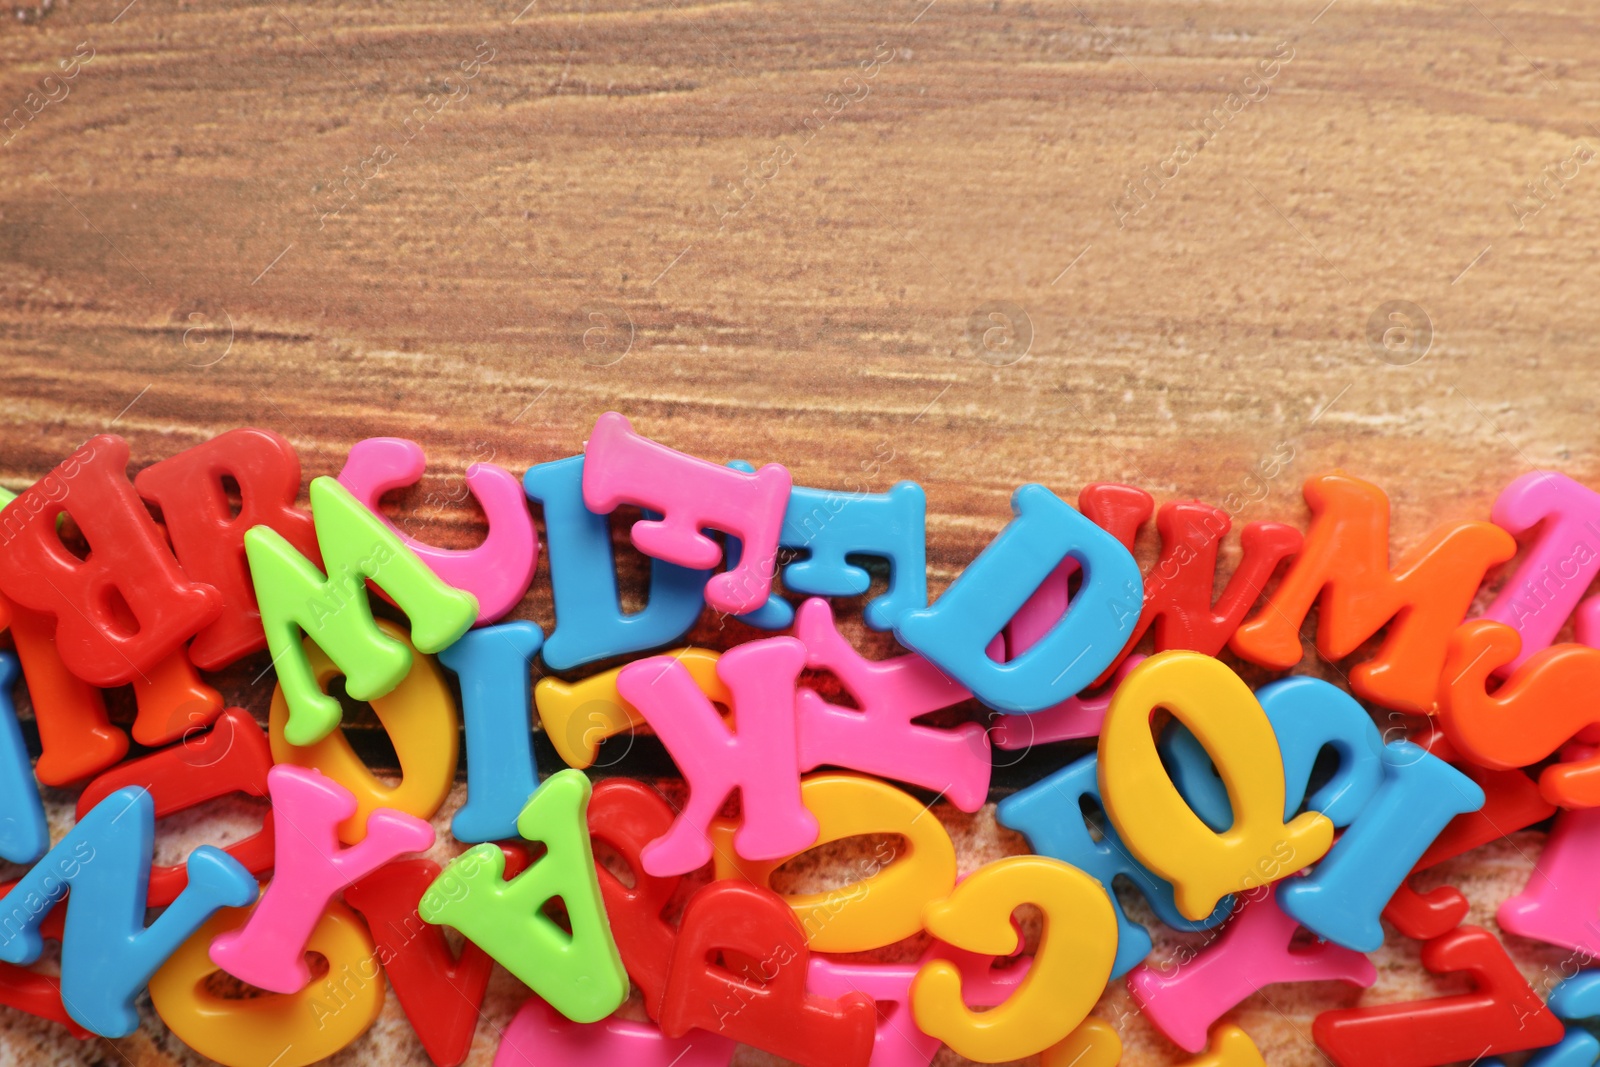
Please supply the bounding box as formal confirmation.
[2,0,1598,1062]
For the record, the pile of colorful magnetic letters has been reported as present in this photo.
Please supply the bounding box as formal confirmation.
[0,410,1597,1067]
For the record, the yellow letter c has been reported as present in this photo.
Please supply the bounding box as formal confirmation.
[911,855,1117,1063]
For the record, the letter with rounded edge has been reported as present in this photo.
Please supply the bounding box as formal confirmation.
[1229,471,1514,714]
[896,484,1142,714]
[0,434,222,687]
[535,647,723,771]
[337,437,538,624]
[1481,471,1600,671]
[998,751,1228,977]
[1312,926,1563,1066]
[0,786,256,1037]
[707,773,956,952]
[419,770,627,1024]
[911,855,1118,1063]
[658,881,876,1067]
[792,598,988,810]
[523,455,708,670]
[246,476,477,746]
[1097,651,1332,922]
[208,766,435,995]
[581,412,792,615]
[1440,621,1600,807]
[149,901,381,1067]
[268,620,458,844]
[440,621,544,842]
[727,461,928,631]
[616,638,817,876]
[134,427,320,670]
[1277,740,1483,952]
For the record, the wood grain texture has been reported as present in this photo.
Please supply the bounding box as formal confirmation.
[2,0,1598,1062]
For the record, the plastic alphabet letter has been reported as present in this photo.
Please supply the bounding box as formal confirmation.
[1312,926,1563,1067]
[419,769,628,1024]
[77,707,275,906]
[617,638,818,876]
[1127,885,1376,1053]
[1121,499,1303,666]
[1278,740,1483,952]
[149,902,382,1067]
[792,598,989,811]
[728,460,928,631]
[895,483,1143,714]
[658,881,877,1067]
[523,455,708,670]
[1098,652,1333,922]
[1480,471,1600,672]
[912,855,1119,1063]
[1230,471,1515,714]
[707,772,958,953]
[1053,485,1300,678]
[786,478,927,630]
[0,653,46,865]
[0,786,257,1037]
[1440,620,1600,807]
[0,434,222,687]
[209,766,435,995]
[985,485,1148,737]
[134,427,320,670]
[438,622,544,842]
[998,752,1229,978]
[582,412,792,615]
[998,484,1147,681]
[337,437,538,625]
[245,476,478,746]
